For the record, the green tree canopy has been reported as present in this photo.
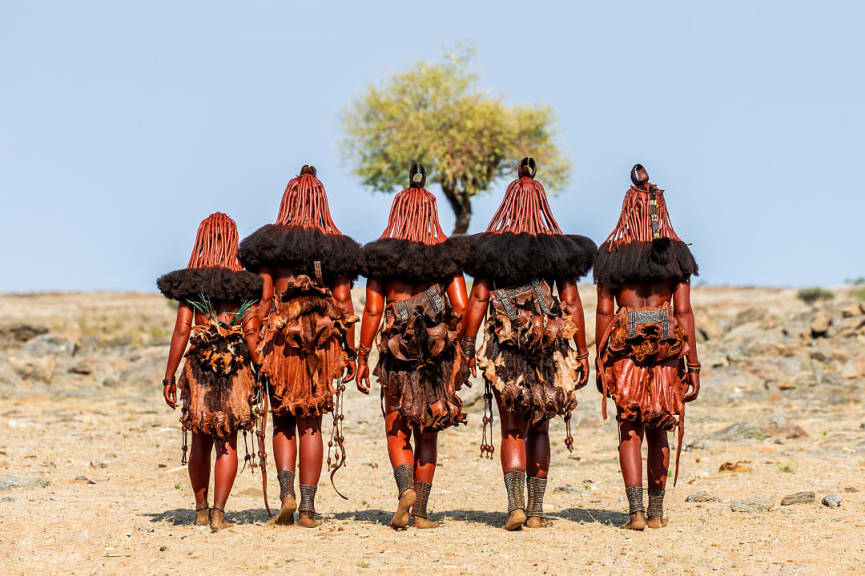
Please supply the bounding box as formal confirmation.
[340,50,571,234]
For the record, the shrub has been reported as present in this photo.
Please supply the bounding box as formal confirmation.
[796,287,835,304]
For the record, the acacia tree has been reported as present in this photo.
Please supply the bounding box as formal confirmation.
[340,50,571,234]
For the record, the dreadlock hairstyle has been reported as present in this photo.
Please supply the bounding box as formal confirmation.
[361,164,465,283]
[378,164,447,244]
[593,163,698,287]
[238,165,362,283]
[275,165,341,233]
[485,158,563,235]
[158,212,262,303]
[186,212,244,270]
[461,158,597,285]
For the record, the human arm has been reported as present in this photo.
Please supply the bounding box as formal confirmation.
[257,266,274,324]
[356,278,385,394]
[557,278,589,389]
[460,277,491,378]
[673,279,700,402]
[332,275,357,382]
[162,303,194,409]
[595,284,615,391]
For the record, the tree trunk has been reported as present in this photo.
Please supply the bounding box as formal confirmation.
[441,183,473,235]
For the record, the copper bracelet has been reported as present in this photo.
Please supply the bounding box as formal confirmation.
[357,345,371,363]
[686,360,701,374]
[162,376,176,387]
[576,350,589,361]
[459,336,476,359]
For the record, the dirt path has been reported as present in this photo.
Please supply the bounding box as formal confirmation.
[1,289,864,574]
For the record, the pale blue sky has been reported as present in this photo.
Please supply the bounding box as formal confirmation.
[1,1,862,292]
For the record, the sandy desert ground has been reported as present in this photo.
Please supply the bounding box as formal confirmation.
[1,286,864,575]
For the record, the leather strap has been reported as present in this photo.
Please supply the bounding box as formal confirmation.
[392,285,444,322]
[313,260,323,284]
[493,279,549,321]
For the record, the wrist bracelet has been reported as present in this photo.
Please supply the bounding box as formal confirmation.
[357,345,371,363]
[686,360,701,374]
[459,336,476,359]
[576,350,589,361]
[162,376,176,387]
[345,347,358,361]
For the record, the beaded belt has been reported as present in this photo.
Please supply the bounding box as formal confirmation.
[626,308,671,340]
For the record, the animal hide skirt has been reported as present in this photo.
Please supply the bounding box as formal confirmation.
[260,275,358,417]
[597,304,688,430]
[374,287,469,431]
[179,325,256,438]
[477,281,579,425]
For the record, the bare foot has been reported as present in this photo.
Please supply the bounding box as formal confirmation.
[621,511,646,531]
[210,508,232,532]
[525,516,547,528]
[504,509,527,531]
[647,516,668,529]
[412,516,440,529]
[298,511,321,528]
[274,495,296,526]
[390,489,417,530]
[194,507,210,527]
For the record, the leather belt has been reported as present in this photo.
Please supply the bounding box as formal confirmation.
[494,279,550,321]
[393,285,444,322]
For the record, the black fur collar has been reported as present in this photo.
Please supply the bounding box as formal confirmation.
[593,239,698,287]
[238,225,362,283]
[361,238,465,283]
[458,232,597,285]
[157,267,263,303]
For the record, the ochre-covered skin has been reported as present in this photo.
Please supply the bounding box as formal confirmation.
[259,274,358,417]
[160,212,264,531]
[357,167,470,529]
[594,164,700,530]
[460,158,592,531]
[245,166,359,527]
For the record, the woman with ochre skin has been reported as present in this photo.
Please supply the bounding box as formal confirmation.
[239,165,360,528]
[356,164,470,530]
[594,164,700,530]
[159,212,264,532]
[460,158,597,530]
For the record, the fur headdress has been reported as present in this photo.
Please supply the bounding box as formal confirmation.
[239,165,362,282]
[593,164,698,287]
[158,212,263,302]
[460,158,597,285]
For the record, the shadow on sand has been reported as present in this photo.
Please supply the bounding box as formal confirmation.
[143,507,271,526]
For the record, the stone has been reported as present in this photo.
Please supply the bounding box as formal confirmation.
[23,334,77,357]
[686,490,720,503]
[733,307,767,328]
[765,413,808,439]
[841,304,862,318]
[781,491,815,505]
[7,355,56,382]
[696,310,723,341]
[0,323,49,344]
[710,421,763,442]
[731,497,773,513]
[74,475,96,485]
[821,494,842,508]
[810,312,831,338]
[119,355,164,387]
[0,475,49,491]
